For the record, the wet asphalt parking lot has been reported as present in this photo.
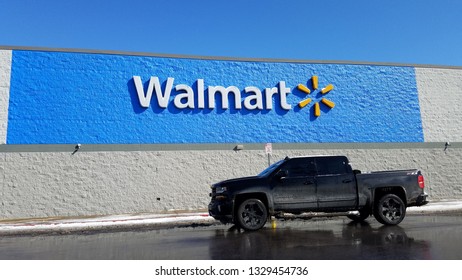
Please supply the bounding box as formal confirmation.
[0,213,461,260]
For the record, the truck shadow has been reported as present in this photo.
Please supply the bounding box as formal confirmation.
[208,220,431,259]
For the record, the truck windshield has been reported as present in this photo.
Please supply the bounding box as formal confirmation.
[258,160,284,177]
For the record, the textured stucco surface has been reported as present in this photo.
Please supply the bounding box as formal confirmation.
[7,51,423,144]
[0,50,12,144]
[416,67,462,142]
[1,48,462,219]
[0,148,461,219]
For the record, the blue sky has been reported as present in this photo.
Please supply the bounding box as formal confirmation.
[0,0,461,66]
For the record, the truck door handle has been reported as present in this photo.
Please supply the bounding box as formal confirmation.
[304,180,315,185]
[342,179,352,183]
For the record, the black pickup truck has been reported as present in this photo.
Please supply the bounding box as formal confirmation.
[208,155,428,231]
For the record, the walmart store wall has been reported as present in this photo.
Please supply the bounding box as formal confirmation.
[6,50,423,144]
[0,49,461,219]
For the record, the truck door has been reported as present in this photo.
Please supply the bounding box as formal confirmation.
[315,156,357,210]
[272,158,317,211]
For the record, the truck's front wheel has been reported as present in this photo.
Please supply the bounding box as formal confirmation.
[373,194,406,225]
[236,198,268,231]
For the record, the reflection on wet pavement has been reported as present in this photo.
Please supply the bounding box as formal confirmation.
[209,221,432,259]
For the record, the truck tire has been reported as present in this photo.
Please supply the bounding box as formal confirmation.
[236,198,268,231]
[373,194,406,225]
[347,208,370,222]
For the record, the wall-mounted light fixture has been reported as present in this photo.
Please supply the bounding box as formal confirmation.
[72,144,81,155]
[234,145,244,151]
[445,142,451,151]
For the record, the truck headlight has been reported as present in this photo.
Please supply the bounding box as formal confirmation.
[215,186,227,194]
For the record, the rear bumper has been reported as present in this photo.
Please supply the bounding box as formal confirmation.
[409,192,429,206]
[416,192,429,205]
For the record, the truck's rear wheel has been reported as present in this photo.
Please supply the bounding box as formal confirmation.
[373,194,406,225]
[236,198,268,231]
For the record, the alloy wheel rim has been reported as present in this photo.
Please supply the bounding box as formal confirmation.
[381,198,402,221]
[242,202,265,227]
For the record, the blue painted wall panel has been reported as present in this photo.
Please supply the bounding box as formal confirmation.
[7,51,424,144]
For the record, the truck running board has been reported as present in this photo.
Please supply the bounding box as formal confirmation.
[275,210,360,220]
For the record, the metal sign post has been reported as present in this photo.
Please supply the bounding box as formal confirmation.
[265,143,272,167]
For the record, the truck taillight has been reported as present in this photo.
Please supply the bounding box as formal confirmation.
[418,175,425,189]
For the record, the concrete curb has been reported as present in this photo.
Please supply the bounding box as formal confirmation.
[0,212,218,236]
[1,200,461,236]
[407,200,462,214]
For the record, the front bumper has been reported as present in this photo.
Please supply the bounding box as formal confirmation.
[208,200,233,224]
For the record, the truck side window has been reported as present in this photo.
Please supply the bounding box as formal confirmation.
[316,157,348,175]
[283,158,317,177]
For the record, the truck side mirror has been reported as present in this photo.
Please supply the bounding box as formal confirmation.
[353,169,361,175]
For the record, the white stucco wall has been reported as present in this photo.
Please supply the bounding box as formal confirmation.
[416,67,462,142]
[0,50,12,144]
[1,147,461,219]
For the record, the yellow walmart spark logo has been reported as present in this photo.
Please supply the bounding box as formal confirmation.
[297,75,335,117]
